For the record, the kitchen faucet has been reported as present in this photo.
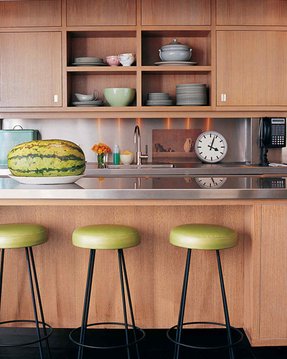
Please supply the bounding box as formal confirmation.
[134,125,148,165]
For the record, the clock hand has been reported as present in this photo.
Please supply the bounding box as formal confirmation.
[208,137,215,150]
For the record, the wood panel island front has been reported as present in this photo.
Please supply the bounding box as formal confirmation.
[0,174,286,348]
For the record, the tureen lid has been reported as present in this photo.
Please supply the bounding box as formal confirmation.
[160,39,190,51]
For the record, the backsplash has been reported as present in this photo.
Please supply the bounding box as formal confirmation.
[2,117,284,164]
[153,129,202,163]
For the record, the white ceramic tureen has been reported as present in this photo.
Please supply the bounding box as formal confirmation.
[159,39,192,62]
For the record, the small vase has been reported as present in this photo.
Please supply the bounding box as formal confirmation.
[97,153,106,168]
[183,138,192,152]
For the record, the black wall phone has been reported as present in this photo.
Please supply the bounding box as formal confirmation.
[259,117,286,166]
[260,117,286,148]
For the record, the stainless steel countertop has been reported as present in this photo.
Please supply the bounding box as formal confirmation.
[0,174,287,200]
[2,162,287,177]
[84,162,287,177]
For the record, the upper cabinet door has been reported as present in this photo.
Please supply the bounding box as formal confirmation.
[216,0,287,26]
[67,0,136,26]
[141,0,211,25]
[0,0,61,27]
[217,31,287,107]
[0,32,62,108]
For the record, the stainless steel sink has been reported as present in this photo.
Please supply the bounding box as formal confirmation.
[107,164,174,169]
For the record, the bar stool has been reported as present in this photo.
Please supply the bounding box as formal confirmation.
[69,224,145,359]
[167,224,243,359]
[0,223,52,359]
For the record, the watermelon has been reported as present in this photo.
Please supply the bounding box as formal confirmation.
[7,139,86,177]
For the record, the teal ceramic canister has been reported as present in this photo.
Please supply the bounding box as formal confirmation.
[0,128,39,165]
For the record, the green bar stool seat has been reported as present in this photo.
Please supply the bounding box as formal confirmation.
[0,223,52,358]
[167,224,243,359]
[69,224,145,359]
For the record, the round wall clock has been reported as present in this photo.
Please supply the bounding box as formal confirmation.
[195,131,228,163]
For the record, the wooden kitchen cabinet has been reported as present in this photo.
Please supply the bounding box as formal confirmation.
[0,32,62,108]
[0,0,286,117]
[67,0,136,26]
[258,205,287,344]
[0,0,61,27]
[216,0,287,26]
[217,30,287,107]
[141,0,211,25]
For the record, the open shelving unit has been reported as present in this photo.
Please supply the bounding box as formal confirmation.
[64,0,213,115]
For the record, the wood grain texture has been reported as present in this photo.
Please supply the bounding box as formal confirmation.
[142,32,210,66]
[243,204,262,345]
[0,0,61,27]
[141,0,211,25]
[67,0,137,26]
[0,32,62,107]
[142,73,211,105]
[259,205,287,341]
[217,30,287,106]
[68,33,137,65]
[216,0,287,26]
[68,73,137,106]
[0,204,249,330]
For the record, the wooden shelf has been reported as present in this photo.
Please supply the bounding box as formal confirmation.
[65,105,213,112]
[67,66,138,73]
[141,66,211,72]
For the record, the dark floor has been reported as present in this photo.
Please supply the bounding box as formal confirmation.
[0,328,286,359]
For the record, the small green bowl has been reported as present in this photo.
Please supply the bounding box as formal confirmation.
[104,88,136,107]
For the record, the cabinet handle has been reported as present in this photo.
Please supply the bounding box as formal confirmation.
[220,93,227,102]
[53,94,59,103]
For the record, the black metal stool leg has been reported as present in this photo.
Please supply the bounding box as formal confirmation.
[0,249,5,310]
[120,249,141,359]
[216,250,235,359]
[174,249,192,359]
[118,249,131,359]
[77,249,96,359]
[29,247,52,359]
[25,247,44,359]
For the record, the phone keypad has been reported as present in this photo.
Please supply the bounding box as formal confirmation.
[271,125,286,146]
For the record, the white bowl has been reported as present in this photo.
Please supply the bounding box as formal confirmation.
[118,53,136,66]
[120,152,134,165]
[75,93,94,101]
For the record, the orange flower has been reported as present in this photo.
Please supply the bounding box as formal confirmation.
[91,142,111,155]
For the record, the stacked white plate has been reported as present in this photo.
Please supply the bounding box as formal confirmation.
[146,92,173,106]
[72,100,103,107]
[176,83,208,106]
[154,61,197,66]
[72,57,106,66]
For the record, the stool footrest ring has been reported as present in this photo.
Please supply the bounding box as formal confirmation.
[167,321,244,350]
[0,319,53,347]
[69,321,145,350]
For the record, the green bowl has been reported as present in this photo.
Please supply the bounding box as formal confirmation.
[104,88,136,107]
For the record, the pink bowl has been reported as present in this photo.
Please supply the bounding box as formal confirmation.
[106,55,120,66]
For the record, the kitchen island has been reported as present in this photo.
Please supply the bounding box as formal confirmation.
[0,170,286,347]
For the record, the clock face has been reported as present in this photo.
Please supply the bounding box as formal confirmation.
[195,177,227,189]
[195,131,228,163]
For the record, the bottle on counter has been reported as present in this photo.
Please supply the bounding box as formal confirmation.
[113,144,120,165]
